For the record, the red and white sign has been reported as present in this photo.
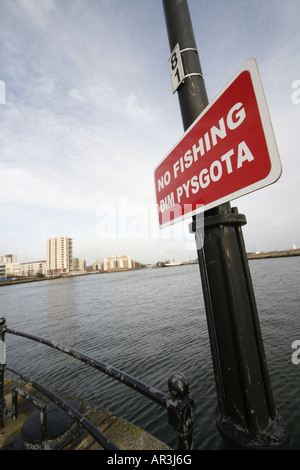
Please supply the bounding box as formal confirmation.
[154,59,282,228]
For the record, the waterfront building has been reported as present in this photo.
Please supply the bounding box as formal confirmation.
[46,236,73,275]
[20,261,47,277]
[0,254,20,278]
[0,254,47,278]
[72,257,86,273]
[92,254,136,272]
[1,254,17,263]
[0,264,5,278]
[0,262,20,278]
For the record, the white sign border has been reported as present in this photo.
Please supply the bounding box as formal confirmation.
[155,58,282,229]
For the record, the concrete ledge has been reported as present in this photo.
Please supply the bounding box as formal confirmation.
[0,380,171,451]
[75,411,170,451]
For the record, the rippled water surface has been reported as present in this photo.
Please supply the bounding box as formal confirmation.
[1,258,300,449]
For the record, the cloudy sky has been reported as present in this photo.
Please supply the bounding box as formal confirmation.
[1,0,299,265]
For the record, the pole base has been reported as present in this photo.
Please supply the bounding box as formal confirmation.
[216,412,289,450]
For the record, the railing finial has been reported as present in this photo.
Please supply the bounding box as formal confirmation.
[167,372,195,450]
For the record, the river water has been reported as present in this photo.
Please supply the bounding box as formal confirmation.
[1,257,300,450]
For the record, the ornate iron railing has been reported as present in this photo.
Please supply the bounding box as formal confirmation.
[0,318,195,450]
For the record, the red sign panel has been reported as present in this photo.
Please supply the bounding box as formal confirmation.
[154,59,282,228]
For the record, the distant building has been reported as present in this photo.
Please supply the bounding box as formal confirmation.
[0,254,48,278]
[72,258,86,273]
[20,261,47,277]
[0,254,20,278]
[1,254,17,263]
[0,262,20,278]
[92,254,136,272]
[0,264,5,278]
[46,236,73,275]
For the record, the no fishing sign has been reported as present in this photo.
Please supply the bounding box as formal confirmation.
[154,59,282,228]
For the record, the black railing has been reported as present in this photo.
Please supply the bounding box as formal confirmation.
[0,318,195,450]
[4,366,120,450]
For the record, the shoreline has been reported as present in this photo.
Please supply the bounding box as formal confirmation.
[1,250,299,287]
[0,268,145,287]
[247,249,300,260]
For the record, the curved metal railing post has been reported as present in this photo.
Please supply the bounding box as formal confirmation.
[167,372,195,450]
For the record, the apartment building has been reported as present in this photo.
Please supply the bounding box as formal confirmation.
[92,254,134,272]
[20,261,47,277]
[0,254,19,278]
[46,236,73,275]
[0,254,47,278]
[72,257,86,273]
[1,254,17,263]
[0,262,20,278]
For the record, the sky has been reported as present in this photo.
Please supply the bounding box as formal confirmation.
[1,0,300,265]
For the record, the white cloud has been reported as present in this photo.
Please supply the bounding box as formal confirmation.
[1,0,300,264]
[15,0,56,27]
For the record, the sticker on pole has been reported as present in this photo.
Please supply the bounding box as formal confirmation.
[154,58,282,228]
[168,43,184,93]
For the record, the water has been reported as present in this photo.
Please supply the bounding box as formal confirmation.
[1,257,299,450]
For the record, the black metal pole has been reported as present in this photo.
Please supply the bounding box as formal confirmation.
[162,0,288,449]
[0,318,6,429]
